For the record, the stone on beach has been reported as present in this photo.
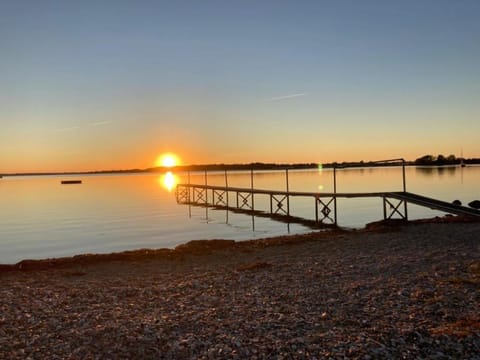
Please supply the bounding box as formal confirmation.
[468,200,480,209]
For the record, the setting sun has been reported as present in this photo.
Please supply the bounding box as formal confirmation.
[156,153,180,168]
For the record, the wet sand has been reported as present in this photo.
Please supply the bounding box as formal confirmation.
[1,219,479,359]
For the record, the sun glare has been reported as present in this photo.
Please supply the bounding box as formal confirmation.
[156,153,180,168]
[160,171,178,192]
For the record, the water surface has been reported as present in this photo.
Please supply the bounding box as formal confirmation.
[0,166,478,264]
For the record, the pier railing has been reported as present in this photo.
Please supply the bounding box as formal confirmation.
[333,158,408,222]
[176,159,479,228]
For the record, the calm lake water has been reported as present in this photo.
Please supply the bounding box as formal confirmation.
[0,166,479,264]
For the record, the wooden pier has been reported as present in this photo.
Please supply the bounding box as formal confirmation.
[175,159,480,228]
[176,184,480,226]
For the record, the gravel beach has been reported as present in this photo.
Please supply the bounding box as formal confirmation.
[1,220,479,359]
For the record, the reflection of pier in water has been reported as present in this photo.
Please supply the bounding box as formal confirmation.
[175,159,480,230]
[178,198,337,230]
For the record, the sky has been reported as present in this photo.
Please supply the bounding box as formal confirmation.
[1,0,479,173]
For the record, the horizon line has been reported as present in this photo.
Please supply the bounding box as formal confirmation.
[2,156,477,177]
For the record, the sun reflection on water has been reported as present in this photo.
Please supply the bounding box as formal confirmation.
[159,171,178,192]
[317,163,324,191]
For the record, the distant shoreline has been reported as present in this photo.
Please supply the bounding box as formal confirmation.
[2,158,479,177]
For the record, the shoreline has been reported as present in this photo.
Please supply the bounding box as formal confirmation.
[1,216,479,272]
[0,226,344,272]
[1,218,479,358]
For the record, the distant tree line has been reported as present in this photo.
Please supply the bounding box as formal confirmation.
[414,154,480,166]
[4,155,480,178]
[159,162,320,172]
[414,154,460,166]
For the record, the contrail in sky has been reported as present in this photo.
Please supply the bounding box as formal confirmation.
[91,120,113,126]
[265,93,306,101]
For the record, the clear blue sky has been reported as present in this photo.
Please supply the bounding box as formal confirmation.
[1,0,479,172]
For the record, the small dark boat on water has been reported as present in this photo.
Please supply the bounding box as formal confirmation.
[61,180,82,185]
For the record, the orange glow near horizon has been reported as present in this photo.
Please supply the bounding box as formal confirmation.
[156,153,181,168]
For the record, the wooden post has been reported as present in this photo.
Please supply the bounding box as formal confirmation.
[250,168,254,210]
[251,168,255,231]
[204,170,208,222]
[402,160,408,220]
[225,168,229,223]
[333,166,337,194]
[286,168,290,232]
[187,171,191,217]
[383,197,387,220]
[286,168,290,217]
[333,166,337,225]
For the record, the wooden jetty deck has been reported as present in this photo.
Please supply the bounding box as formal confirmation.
[388,191,480,217]
[176,183,480,227]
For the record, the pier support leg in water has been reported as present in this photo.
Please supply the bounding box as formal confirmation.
[193,187,207,205]
[270,194,289,215]
[213,189,227,207]
[315,196,337,225]
[236,191,253,210]
[175,186,190,204]
[383,197,408,220]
